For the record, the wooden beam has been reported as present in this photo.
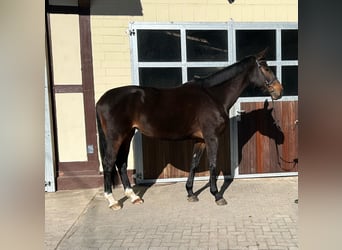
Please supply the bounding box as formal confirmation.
[78,0,90,14]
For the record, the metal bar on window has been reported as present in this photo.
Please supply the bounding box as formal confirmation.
[130,22,298,94]
[180,27,187,82]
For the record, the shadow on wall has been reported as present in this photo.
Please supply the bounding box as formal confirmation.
[90,0,143,16]
[237,100,284,165]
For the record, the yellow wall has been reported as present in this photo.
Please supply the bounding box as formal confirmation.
[50,14,82,84]
[91,0,298,101]
[90,0,298,170]
[55,93,88,162]
[50,14,88,162]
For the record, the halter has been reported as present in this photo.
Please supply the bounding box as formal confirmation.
[256,60,278,87]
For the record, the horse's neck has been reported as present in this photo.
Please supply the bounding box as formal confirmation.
[206,62,254,111]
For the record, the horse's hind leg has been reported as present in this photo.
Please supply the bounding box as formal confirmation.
[97,112,121,210]
[116,130,143,204]
[102,136,122,210]
[186,142,205,202]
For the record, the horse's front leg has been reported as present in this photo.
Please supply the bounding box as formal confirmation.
[206,136,227,206]
[186,141,205,202]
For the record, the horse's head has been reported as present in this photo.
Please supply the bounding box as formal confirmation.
[251,48,283,100]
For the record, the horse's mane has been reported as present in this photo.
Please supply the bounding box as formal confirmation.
[195,56,255,88]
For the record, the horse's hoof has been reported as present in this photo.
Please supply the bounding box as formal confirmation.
[216,198,227,206]
[187,195,199,202]
[109,203,122,210]
[132,197,144,204]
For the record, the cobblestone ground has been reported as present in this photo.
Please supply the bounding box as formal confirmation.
[45,177,298,250]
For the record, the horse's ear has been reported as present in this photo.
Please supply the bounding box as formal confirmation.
[263,99,273,112]
[256,47,268,60]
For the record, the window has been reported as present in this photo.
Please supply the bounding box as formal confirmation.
[139,68,182,88]
[282,66,298,96]
[137,30,181,62]
[236,30,276,61]
[131,22,298,96]
[281,29,298,60]
[186,30,228,62]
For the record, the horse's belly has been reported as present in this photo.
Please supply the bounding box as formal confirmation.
[134,113,197,140]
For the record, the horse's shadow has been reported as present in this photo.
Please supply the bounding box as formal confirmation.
[122,176,233,206]
[117,100,284,205]
[237,100,284,165]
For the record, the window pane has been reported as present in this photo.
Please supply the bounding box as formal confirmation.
[241,66,277,97]
[139,68,182,88]
[281,30,298,60]
[187,67,224,81]
[137,30,181,62]
[186,30,228,61]
[282,66,298,96]
[236,30,276,60]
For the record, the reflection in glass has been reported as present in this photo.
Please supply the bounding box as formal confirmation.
[186,30,228,61]
[137,30,181,62]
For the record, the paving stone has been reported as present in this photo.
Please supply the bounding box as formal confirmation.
[45,177,298,250]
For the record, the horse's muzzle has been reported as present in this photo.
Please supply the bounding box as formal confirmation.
[268,82,283,100]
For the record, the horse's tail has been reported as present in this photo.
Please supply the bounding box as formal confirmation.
[96,109,106,166]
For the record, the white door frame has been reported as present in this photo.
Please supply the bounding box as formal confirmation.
[45,63,56,192]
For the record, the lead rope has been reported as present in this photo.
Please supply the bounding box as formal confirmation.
[270,98,299,171]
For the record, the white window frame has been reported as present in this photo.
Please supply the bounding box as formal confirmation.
[129,21,298,182]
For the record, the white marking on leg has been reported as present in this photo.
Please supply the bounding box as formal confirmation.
[124,188,142,203]
[104,192,121,210]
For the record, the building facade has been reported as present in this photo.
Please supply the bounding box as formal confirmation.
[45,0,298,191]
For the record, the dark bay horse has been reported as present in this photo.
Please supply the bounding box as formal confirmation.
[96,49,283,210]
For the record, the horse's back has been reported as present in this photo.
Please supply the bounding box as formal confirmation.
[97,86,144,107]
[96,84,210,139]
[97,84,204,111]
